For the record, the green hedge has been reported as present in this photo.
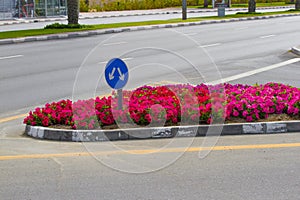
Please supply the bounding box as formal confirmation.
[84,0,209,11]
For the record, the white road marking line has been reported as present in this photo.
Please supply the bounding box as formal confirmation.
[206,58,300,85]
[150,80,180,86]
[99,57,133,64]
[185,33,198,36]
[199,43,221,48]
[235,27,248,30]
[99,60,109,64]
[260,34,276,39]
[0,55,23,60]
[123,57,133,61]
[103,42,127,46]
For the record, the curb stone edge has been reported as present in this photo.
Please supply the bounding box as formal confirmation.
[291,46,300,56]
[25,121,300,142]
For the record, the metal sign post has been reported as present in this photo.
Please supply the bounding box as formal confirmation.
[105,58,129,110]
[117,89,123,110]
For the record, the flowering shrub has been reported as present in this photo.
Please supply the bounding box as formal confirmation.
[225,83,300,121]
[24,100,73,127]
[23,83,300,129]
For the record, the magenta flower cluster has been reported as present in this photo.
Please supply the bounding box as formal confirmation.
[23,83,300,129]
[225,82,300,122]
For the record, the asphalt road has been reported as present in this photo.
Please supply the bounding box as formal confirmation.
[0,7,291,32]
[1,133,300,199]
[1,15,300,200]
[1,15,300,115]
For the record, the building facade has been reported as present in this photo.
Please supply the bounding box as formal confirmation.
[0,0,67,19]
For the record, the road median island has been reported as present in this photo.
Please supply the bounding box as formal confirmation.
[23,82,300,142]
[0,10,300,45]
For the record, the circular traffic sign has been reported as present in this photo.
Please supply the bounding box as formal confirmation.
[105,58,129,90]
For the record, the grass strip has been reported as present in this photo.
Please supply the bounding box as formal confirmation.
[0,10,299,40]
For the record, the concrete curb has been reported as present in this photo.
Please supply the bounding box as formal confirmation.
[0,6,293,26]
[291,46,300,56]
[25,121,300,142]
[1,13,300,46]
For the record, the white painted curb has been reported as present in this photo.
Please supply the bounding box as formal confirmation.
[25,120,300,142]
[291,46,300,56]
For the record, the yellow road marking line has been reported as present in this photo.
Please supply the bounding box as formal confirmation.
[0,114,27,124]
[1,142,300,161]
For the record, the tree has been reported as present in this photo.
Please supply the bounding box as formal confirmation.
[296,0,300,10]
[67,0,79,25]
[248,0,256,13]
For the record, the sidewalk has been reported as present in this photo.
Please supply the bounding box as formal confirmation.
[79,5,294,18]
[0,6,294,26]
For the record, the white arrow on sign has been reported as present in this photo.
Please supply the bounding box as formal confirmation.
[117,68,125,81]
[109,67,116,80]
[109,67,125,81]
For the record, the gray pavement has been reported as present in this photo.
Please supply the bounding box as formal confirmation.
[1,16,300,115]
[1,7,298,115]
[1,133,300,199]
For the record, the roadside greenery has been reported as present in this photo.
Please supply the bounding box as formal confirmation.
[81,0,293,12]
[0,10,299,40]
[188,2,292,9]
[44,23,87,29]
[24,83,300,129]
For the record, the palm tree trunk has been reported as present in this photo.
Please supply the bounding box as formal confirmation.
[204,0,208,8]
[296,0,300,10]
[248,0,256,13]
[67,0,79,25]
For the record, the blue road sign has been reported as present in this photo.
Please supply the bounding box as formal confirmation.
[105,58,129,90]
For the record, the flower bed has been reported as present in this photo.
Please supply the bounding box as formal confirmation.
[23,83,300,130]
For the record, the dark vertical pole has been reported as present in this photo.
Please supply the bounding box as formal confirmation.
[45,0,48,17]
[296,0,300,10]
[117,89,123,110]
[182,0,187,20]
[33,0,35,17]
[19,0,21,18]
